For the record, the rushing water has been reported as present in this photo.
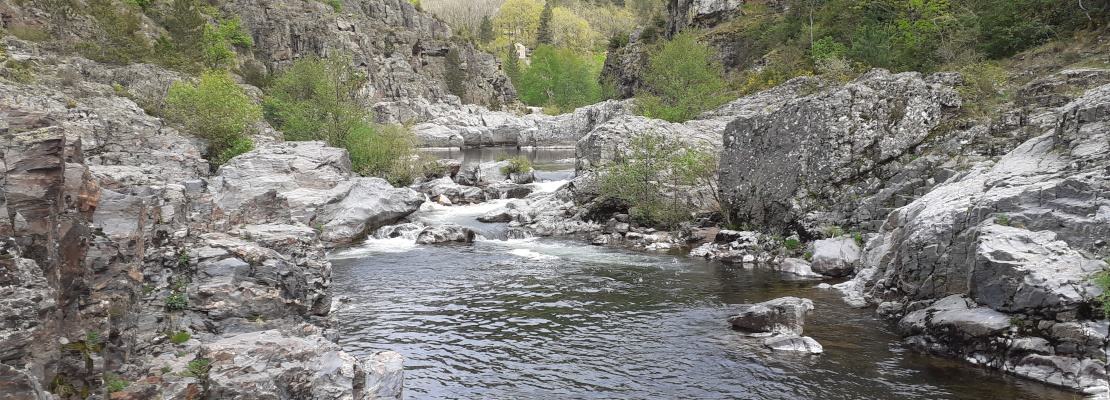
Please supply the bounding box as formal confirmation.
[329,155,1077,399]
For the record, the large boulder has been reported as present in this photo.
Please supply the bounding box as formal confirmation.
[201,330,403,400]
[719,69,961,236]
[728,297,813,336]
[808,237,861,277]
[212,142,422,245]
[417,177,487,204]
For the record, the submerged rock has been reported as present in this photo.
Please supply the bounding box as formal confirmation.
[763,336,824,354]
[728,297,814,336]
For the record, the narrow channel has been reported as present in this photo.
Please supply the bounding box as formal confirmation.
[329,149,1075,400]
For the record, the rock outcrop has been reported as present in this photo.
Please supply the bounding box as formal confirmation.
[415,223,477,244]
[0,46,408,398]
[212,141,423,246]
[229,0,514,108]
[719,69,961,237]
[837,81,1110,394]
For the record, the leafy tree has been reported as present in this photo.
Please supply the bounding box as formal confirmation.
[496,0,543,46]
[201,16,253,70]
[637,32,730,122]
[265,53,368,146]
[537,0,554,45]
[516,45,602,112]
[551,7,594,50]
[164,71,260,166]
[479,15,496,44]
[156,0,206,71]
[86,0,151,64]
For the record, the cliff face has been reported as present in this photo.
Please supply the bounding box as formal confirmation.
[0,38,411,399]
[229,0,515,107]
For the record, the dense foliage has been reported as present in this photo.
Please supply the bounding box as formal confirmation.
[264,54,434,186]
[637,32,730,122]
[163,71,261,166]
[515,45,604,113]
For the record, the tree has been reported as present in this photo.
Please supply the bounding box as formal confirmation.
[479,15,496,44]
[551,7,594,50]
[516,45,602,111]
[201,16,253,70]
[503,46,523,83]
[495,0,543,46]
[164,71,260,166]
[444,47,468,100]
[637,32,730,122]
[265,53,368,146]
[537,0,554,45]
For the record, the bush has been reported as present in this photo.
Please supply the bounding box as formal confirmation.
[344,124,431,186]
[165,293,188,310]
[500,156,532,174]
[599,132,717,229]
[265,53,368,146]
[105,378,130,393]
[1095,267,1110,315]
[164,71,260,166]
[637,32,731,122]
[170,331,191,344]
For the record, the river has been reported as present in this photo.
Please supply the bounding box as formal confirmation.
[328,148,1076,399]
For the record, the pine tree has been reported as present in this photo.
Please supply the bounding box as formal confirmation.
[444,47,468,100]
[479,15,496,44]
[503,45,522,84]
[536,1,553,45]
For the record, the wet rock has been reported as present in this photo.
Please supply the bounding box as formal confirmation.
[415,223,477,244]
[778,258,822,278]
[318,178,424,245]
[728,297,814,336]
[418,177,486,204]
[763,336,824,354]
[482,182,534,200]
[809,237,861,278]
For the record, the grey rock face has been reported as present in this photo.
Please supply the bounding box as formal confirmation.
[213,141,422,245]
[402,98,632,148]
[836,82,1110,393]
[418,177,487,204]
[728,297,814,336]
[415,223,477,244]
[719,69,960,236]
[229,0,514,108]
[809,237,861,278]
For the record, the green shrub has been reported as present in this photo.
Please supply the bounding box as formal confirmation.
[6,24,50,42]
[500,156,533,174]
[444,47,468,99]
[637,32,730,122]
[599,132,717,230]
[165,293,188,310]
[265,53,368,146]
[164,71,260,167]
[188,358,212,376]
[783,238,801,250]
[170,331,191,344]
[344,124,432,186]
[106,378,130,393]
[86,0,151,64]
[1094,267,1110,315]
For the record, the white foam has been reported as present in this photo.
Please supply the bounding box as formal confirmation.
[508,248,560,261]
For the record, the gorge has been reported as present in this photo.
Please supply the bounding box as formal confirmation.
[1,0,1109,398]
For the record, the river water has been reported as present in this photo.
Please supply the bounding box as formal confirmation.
[330,148,1075,399]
